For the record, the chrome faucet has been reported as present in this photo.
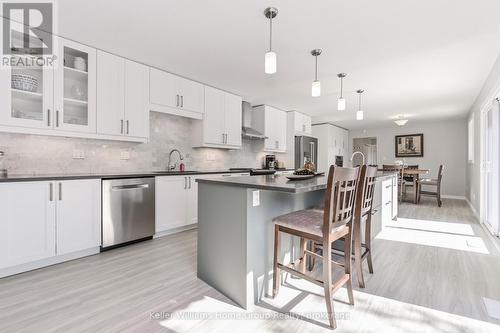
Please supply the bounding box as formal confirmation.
[168,149,184,171]
[350,151,365,166]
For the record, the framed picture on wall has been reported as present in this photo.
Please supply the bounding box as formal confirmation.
[395,134,424,157]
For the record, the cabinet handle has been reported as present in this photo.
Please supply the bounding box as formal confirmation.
[189,176,192,189]
[120,120,124,134]
[126,120,129,134]
[58,182,62,201]
[222,133,225,144]
[385,185,392,189]
[56,110,59,127]
[47,109,51,126]
[221,174,231,177]
[385,201,391,206]
[180,95,184,107]
[302,124,306,132]
[184,177,187,189]
[49,183,53,202]
[176,94,179,107]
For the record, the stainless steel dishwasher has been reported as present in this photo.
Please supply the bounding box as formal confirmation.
[102,177,155,250]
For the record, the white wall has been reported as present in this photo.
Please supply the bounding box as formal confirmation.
[466,55,500,214]
[349,118,467,197]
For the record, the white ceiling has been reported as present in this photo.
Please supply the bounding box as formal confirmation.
[57,0,500,129]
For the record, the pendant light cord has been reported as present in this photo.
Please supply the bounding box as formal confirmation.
[314,55,318,81]
[340,77,343,99]
[269,15,273,52]
[358,92,362,110]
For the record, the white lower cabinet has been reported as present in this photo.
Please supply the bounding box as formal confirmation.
[155,173,250,234]
[0,179,101,273]
[155,176,189,232]
[381,179,393,226]
[0,181,56,269]
[56,179,101,255]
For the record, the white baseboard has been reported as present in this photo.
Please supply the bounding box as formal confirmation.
[154,224,197,239]
[0,247,100,279]
[441,195,467,200]
[465,198,480,220]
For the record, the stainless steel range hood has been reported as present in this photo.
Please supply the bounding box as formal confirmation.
[242,101,268,139]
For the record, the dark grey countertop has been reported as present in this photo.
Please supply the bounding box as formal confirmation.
[0,169,291,183]
[197,171,398,193]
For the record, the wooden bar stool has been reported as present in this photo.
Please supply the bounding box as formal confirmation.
[352,165,377,288]
[312,165,377,288]
[272,166,360,329]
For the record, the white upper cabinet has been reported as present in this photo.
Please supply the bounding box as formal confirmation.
[97,51,125,136]
[192,86,242,149]
[224,92,242,147]
[0,181,56,269]
[254,105,287,153]
[150,68,204,119]
[149,69,178,109]
[97,51,149,140]
[202,86,226,145]
[54,38,97,133]
[291,111,312,135]
[55,179,101,256]
[125,60,149,138]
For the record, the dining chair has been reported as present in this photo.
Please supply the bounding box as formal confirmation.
[417,165,444,207]
[272,165,360,329]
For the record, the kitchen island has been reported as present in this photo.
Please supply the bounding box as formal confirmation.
[196,172,398,309]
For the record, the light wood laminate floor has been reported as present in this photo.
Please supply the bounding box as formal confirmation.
[1,198,500,332]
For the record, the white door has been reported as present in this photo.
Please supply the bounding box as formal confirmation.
[155,176,189,232]
[149,68,178,109]
[56,179,101,255]
[224,93,242,147]
[97,51,125,136]
[54,37,97,133]
[482,101,500,235]
[178,77,204,114]
[124,60,149,138]
[0,181,56,268]
[204,86,225,145]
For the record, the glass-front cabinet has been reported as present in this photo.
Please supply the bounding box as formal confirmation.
[54,38,96,133]
[0,23,53,129]
[0,32,96,133]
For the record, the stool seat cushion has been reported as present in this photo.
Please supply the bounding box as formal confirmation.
[273,209,325,237]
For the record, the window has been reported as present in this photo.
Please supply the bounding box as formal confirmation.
[468,117,474,163]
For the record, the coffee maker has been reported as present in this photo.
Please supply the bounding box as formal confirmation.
[264,154,276,169]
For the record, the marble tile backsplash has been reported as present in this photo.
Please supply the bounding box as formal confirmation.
[0,112,286,175]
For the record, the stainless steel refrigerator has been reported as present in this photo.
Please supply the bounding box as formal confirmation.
[295,136,318,169]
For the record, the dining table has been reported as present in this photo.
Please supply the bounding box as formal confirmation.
[403,169,430,203]
[378,168,430,204]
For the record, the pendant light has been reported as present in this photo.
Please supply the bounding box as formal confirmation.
[311,49,322,97]
[264,7,278,74]
[356,89,364,120]
[337,73,347,110]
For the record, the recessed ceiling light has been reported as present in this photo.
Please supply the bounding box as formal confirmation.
[394,115,409,126]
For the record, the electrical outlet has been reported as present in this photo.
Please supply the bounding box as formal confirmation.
[120,151,130,160]
[72,150,85,159]
[252,190,260,207]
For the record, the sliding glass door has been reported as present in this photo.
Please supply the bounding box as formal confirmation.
[481,99,500,236]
